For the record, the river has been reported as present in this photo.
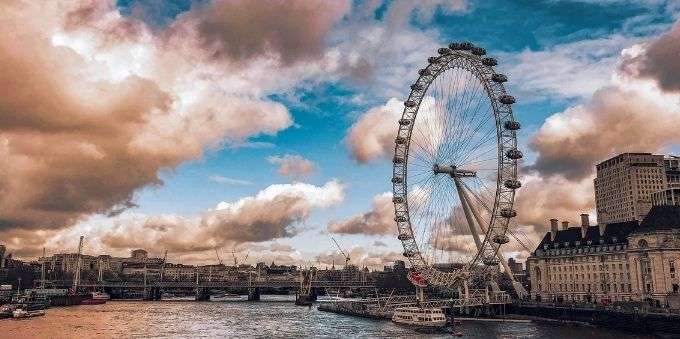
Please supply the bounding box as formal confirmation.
[1,297,654,338]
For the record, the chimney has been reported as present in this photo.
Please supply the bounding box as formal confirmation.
[598,222,607,237]
[561,221,569,230]
[580,214,589,239]
[550,219,559,241]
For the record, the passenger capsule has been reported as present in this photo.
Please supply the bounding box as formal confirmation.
[428,56,439,64]
[500,208,517,218]
[449,42,463,50]
[471,47,486,56]
[482,57,497,66]
[499,95,516,105]
[503,179,522,189]
[460,41,473,50]
[397,233,412,241]
[483,257,500,266]
[391,177,404,184]
[395,136,406,144]
[418,69,432,76]
[392,196,405,204]
[493,234,510,244]
[505,149,523,160]
[393,156,405,164]
[395,216,407,222]
[404,100,416,108]
[503,120,521,130]
[410,83,424,91]
[491,74,508,83]
[399,119,411,126]
[438,48,451,55]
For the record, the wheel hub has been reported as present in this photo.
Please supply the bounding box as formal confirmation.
[432,164,476,177]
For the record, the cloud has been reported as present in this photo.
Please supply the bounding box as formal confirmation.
[175,0,351,65]
[328,192,395,236]
[527,80,680,180]
[373,240,388,247]
[266,154,316,178]
[504,34,642,100]
[346,98,402,163]
[208,175,253,186]
[27,181,344,260]
[621,20,680,92]
[0,0,366,234]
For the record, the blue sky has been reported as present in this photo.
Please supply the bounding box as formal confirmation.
[124,0,679,261]
[2,0,679,266]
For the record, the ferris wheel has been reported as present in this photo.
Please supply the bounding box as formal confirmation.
[392,42,522,289]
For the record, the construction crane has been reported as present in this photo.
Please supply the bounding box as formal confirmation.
[230,248,249,266]
[332,237,350,266]
[215,247,223,265]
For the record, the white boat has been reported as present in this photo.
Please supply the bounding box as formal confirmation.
[209,293,245,301]
[91,292,110,301]
[12,308,46,318]
[160,293,195,301]
[392,307,447,328]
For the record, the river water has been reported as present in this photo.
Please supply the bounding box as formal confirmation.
[1,297,654,338]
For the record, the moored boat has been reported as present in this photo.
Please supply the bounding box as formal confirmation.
[12,308,46,319]
[161,293,195,301]
[392,307,447,329]
[209,293,245,302]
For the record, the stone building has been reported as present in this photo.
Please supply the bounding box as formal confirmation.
[594,153,668,224]
[527,206,680,306]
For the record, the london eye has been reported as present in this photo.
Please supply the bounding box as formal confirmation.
[391,42,522,289]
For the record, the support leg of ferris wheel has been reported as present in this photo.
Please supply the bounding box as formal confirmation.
[458,181,528,298]
[453,176,483,251]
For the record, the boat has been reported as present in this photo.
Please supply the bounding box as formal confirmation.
[12,308,46,319]
[160,293,195,301]
[91,291,110,301]
[209,293,245,302]
[81,291,109,305]
[392,307,447,329]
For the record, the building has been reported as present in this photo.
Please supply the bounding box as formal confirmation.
[130,249,148,261]
[595,153,669,224]
[527,206,680,306]
[652,188,680,207]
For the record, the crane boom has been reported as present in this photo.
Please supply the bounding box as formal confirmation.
[331,237,350,266]
[215,247,223,265]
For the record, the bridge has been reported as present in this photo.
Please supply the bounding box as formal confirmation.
[39,278,376,302]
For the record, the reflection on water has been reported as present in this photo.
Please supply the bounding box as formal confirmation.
[2,300,654,338]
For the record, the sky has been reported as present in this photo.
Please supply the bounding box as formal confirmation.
[1,0,680,269]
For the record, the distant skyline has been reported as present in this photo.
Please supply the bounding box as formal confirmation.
[1,0,679,268]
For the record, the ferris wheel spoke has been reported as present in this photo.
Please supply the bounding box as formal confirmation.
[454,123,497,163]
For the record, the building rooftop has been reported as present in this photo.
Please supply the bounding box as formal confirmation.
[635,205,680,233]
[535,220,638,251]
[533,205,680,254]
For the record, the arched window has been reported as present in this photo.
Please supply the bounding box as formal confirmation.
[638,239,648,248]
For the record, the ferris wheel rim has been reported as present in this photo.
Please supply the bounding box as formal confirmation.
[391,43,521,289]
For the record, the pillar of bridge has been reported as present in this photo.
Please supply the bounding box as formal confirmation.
[196,288,210,301]
[247,287,261,301]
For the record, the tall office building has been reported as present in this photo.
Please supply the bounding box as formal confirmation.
[594,153,668,224]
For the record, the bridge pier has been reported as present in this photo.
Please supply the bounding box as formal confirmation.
[196,288,210,301]
[248,287,260,301]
